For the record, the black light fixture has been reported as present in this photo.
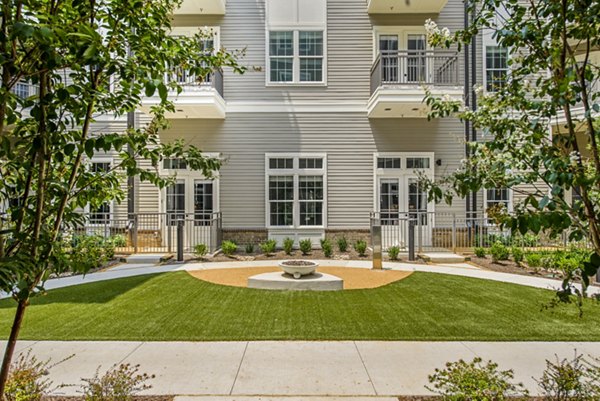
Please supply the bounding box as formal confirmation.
[436,159,442,166]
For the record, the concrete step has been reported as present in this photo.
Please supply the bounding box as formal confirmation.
[418,252,467,264]
[175,397,399,401]
[123,254,170,264]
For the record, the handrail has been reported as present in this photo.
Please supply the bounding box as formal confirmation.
[370,50,461,94]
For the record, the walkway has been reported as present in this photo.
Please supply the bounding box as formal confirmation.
[6,340,600,397]
[19,259,599,297]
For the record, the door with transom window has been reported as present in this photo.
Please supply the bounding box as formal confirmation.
[162,159,219,251]
[375,154,433,249]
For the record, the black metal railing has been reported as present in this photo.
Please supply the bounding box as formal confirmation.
[370,50,460,94]
[70,212,223,254]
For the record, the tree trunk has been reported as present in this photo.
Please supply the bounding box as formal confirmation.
[0,298,28,398]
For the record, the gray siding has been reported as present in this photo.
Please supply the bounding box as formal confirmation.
[159,113,466,229]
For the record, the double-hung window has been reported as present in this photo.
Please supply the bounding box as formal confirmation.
[485,187,511,215]
[89,161,112,225]
[269,31,324,84]
[266,155,326,228]
[485,46,508,92]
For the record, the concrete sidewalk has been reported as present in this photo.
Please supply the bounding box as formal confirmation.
[6,259,596,298]
[6,341,600,397]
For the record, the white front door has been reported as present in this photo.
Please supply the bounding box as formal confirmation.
[377,176,432,249]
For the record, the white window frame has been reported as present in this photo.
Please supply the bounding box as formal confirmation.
[483,187,513,218]
[265,153,327,229]
[265,28,327,86]
[372,152,435,213]
[484,45,509,93]
[372,26,429,61]
[170,26,220,48]
[85,157,115,226]
[160,154,221,218]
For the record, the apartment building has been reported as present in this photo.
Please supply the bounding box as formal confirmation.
[95,0,473,251]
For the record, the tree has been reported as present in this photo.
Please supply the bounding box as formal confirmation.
[423,0,600,305]
[0,0,245,394]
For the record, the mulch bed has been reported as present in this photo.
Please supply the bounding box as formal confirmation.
[470,256,600,287]
[192,249,426,264]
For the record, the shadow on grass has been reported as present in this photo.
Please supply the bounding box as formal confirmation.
[0,273,164,308]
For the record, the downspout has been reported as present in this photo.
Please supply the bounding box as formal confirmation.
[464,0,471,218]
[470,1,478,219]
[127,110,135,215]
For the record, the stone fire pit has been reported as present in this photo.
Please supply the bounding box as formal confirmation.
[279,260,319,279]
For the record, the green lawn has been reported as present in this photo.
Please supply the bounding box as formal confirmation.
[1,271,599,341]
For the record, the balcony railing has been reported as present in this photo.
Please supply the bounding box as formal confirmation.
[168,68,224,98]
[370,51,460,94]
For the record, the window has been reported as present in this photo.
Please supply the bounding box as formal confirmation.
[169,27,219,86]
[486,188,510,211]
[377,157,401,169]
[163,158,188,170]
[89,162,111,225]
[299,176,323,226]
[485,46,508,92]
[194,181,213,225]
[269,158,294,169]
[406,157,430,169]
[269,30,324,84]
[166,181,186,225]
[266,155,326,228]
[269,176,294,226]
[12,82,30,99]
[299,158,323,169]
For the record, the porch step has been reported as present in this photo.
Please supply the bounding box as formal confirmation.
[123,254,171,264]
[418,252,466,264]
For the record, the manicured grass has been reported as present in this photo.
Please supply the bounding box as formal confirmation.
[1,272,599,341]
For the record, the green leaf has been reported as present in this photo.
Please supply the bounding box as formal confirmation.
[158,83,168,102]
[145,82,156,97]
[84,139,95,158]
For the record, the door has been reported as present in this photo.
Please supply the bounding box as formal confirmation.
[406,34,427,83]
[408,178,433,248]
[378,176,433,249]
[379,35,399,83]
[164,179,216,251]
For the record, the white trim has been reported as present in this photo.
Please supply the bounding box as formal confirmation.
[264,22,328,86]
[482,187,513,218]
[170,26,221,49]
[160,153,221,216]
[372,25,429,61]
[226,101,365,113]
[265,153,328,230]
[85,157,115,227]
[372,152,435,213]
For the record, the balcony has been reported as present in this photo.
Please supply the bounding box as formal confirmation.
[367,0,448,14]
[174,0,226,15]
[368,50,463,118]
[141,70,226,119]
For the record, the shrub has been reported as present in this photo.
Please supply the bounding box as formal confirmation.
[525,253,542,269]
[536,353,600,400]
[283,237,294,255]
[388,246,400,261]
[110,234,127,248]
[474,247,486,258]
[511,247,524,265]
[299,238,312,255]
[245,243,255,254]
[260,239,277,255]
[427,357,528,400]
[194,243,208,258]
[221,240,237,256]
[321,239,333,258]
[82,363,154,401]
[337,236,348,252]
[4,351,52,401]
[354,239,367,257]
[68,235,116,271]
[490,241,510,263]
